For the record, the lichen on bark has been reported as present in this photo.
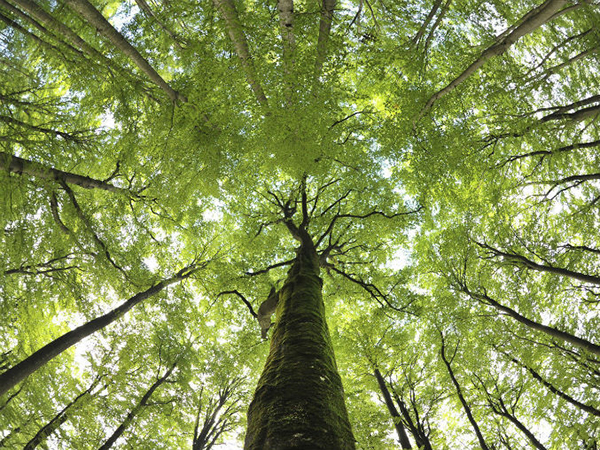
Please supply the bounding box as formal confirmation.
[244,239,355,449]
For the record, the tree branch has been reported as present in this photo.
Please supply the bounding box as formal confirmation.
[217,290,258,318]
[0,152,135,195]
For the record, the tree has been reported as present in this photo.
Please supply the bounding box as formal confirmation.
[1,0,599,448]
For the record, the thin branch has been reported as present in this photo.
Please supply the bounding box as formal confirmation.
[0,115,87,142]
[245,259,295,277]
[133,0,185,49]
[329,265,412,314]
[217,290,258,318]
[60,182,129,279]
[4,253,76,276]
[496,139,600,168]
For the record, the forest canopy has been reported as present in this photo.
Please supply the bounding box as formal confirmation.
[1,0,599,448]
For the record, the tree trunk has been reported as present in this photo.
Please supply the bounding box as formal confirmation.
[63,0,184,102]
[440,336,490,450]
[24,380,96,449]
[470,290,600,356]
[508,355,600,417]
[244,238,355,449]
[391,389,433,450]
[0,266,194,397]
[373,368,412,449]
[212,0,268,106]
[314,0,336,80]
[98,364,175,449]
[417,0,568,120]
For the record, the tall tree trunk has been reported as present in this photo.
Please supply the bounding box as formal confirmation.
[244,236,355,449]
[459,285,600,356]
[416,0,568,120]
[314,0,336,80]
[391,389,433,450]
[507,354,600,417]
[0,265,196,397]
[212,0,268,106]
[440,336,491,450]
[63,0,184,102]
[98,364,175,450]
[373,368,412,449]
[24,378,97,449]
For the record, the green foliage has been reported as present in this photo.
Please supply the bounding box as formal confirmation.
[1,0,599,448]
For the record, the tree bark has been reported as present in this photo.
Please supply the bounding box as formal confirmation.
[24,380,95,449]
[466,289,600,357]
[417,0,568,120]
[0,266,195,397]
[0,152,131,194]
[212,0,268,106]
[244,236,355,449]
[98,365,175,449]
[63,0,184,102]
[440,336,491,450]
[373,368,412,449]
[314,0,336,80]
[508,355,600,417]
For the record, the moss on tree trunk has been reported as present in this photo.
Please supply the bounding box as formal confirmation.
[244,240,355,449]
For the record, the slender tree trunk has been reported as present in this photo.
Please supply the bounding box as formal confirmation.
[244,237,355,449]
[0,266,195,397]
[212,0,268,106]
[373,368,412,449]
[24,380,96,449]
[501,409,548,450]
[392,392,432,450]
[417,0,568,120]
[98,365,175,449]
[0,152,131,194]
[8,0,104,59]
[464,288,600,356]
[482,244,600,285]
[314,0,336,80]
[193,378,239,450]
[508,355,600,417]
[440,337,491,450]
[63,0,184,102]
